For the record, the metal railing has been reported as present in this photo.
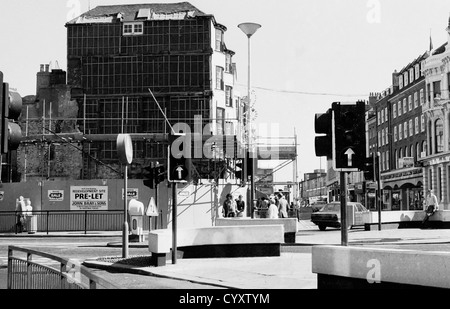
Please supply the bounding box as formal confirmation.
[7,246,120,289]
[0,210,163,234]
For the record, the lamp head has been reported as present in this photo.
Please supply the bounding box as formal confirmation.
[238,22,261,37]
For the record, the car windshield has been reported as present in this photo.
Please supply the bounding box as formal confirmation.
[321,203,340,212]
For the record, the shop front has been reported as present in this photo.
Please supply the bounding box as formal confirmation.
[381,167,423,211]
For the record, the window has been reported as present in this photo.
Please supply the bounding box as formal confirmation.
[393,103,397,118]
[386,150,390,170]
[225,86,233,107]
[414,92,418,108]
[409,68,414,83]
[422,141,427,157]
[403,98,407,113]
[404,121,408,138]
[448,73,450,95]
[378,132,381,147]
[123,22,143,35]
[435,118,444,153]
[215,29,224,51]
[398,101,402,116]
[123,24,133,34]
[408,95,412,111]
[385,127,389,145]
[216,66,224,90]
[420,89,424,105]
[399,75,404,89]
[415,64,420,79]
[377,111,381,125]
[384,107,388,123]
[381,128,385,146]
[433,81,441,98]
[415,117,419,134]
[427,84,431,102]
[409,119,413,137]
[399,123,402,140]
[381,109,384,123]
[404,72,409,86]
[416,143,421,159]
[225,54,232,73]
[421,114,425,132]
[394,125,397,142]
[394,150,398,169]
[216,108,225,135]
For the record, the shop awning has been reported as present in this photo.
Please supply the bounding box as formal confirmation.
[383,179,422,190]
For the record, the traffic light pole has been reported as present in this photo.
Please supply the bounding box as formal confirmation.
[340,171,348,246]
[122,164,129,258]
[376,153,382,231]
[172,182,177,264]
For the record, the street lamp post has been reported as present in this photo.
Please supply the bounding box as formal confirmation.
[238,22,261,218]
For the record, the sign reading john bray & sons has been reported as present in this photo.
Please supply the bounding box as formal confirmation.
[70,186,108,211]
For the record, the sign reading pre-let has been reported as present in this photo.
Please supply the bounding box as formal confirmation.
[70,186,108,210]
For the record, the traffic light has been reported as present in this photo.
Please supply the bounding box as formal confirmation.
[314,108,333,158]
[154,165,166,185]
[168,133,190,182]
[235,158,246,181]
[246,151,255,177]
[143,166,155,189]
[333,101,366,170]
[363,153,379,182]
[0,72,22,154]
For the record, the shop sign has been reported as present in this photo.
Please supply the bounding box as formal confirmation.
[70,186,108,210]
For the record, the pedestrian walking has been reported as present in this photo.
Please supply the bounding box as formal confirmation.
[267,196,278,219]
[277,193,289,218]
[422,189,439,228]
[16,196,26,233]
[222,193,237,218]
[236,195,245,217]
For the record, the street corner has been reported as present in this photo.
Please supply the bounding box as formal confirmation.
[83,255,156,274]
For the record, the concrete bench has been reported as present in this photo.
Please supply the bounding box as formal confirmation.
[215,218,298,243]
[312,245,450,289]
[148,225,284,266]
[364,210,450,230]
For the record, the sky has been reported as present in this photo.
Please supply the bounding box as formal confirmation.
[0,0,449,185]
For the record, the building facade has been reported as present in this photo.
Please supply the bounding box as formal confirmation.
[421,17,450,209]
[379,53,428,211]
[65,3,243,180]
[300,169,327,205]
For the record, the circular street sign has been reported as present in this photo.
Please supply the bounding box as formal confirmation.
[117,134,133,165]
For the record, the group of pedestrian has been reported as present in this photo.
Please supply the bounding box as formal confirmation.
[266,193,289,219]
[222,194,245,218]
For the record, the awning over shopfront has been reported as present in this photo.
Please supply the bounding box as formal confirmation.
[383,179,422,190]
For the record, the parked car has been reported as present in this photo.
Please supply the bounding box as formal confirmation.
[310,201,370,231]
[310,201,327,213]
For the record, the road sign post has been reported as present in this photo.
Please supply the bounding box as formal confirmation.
[340,171,348,246]
[117,134,133,258]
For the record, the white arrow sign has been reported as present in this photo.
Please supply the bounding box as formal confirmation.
[176,166,184,179]
[345,148,355,166]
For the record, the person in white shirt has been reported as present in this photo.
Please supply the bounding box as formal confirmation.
[267,196,279,219]
[422,189,439,227]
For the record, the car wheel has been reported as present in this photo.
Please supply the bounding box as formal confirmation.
[318,224,326,231]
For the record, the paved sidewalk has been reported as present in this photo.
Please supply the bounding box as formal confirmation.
[4,221,450,289]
